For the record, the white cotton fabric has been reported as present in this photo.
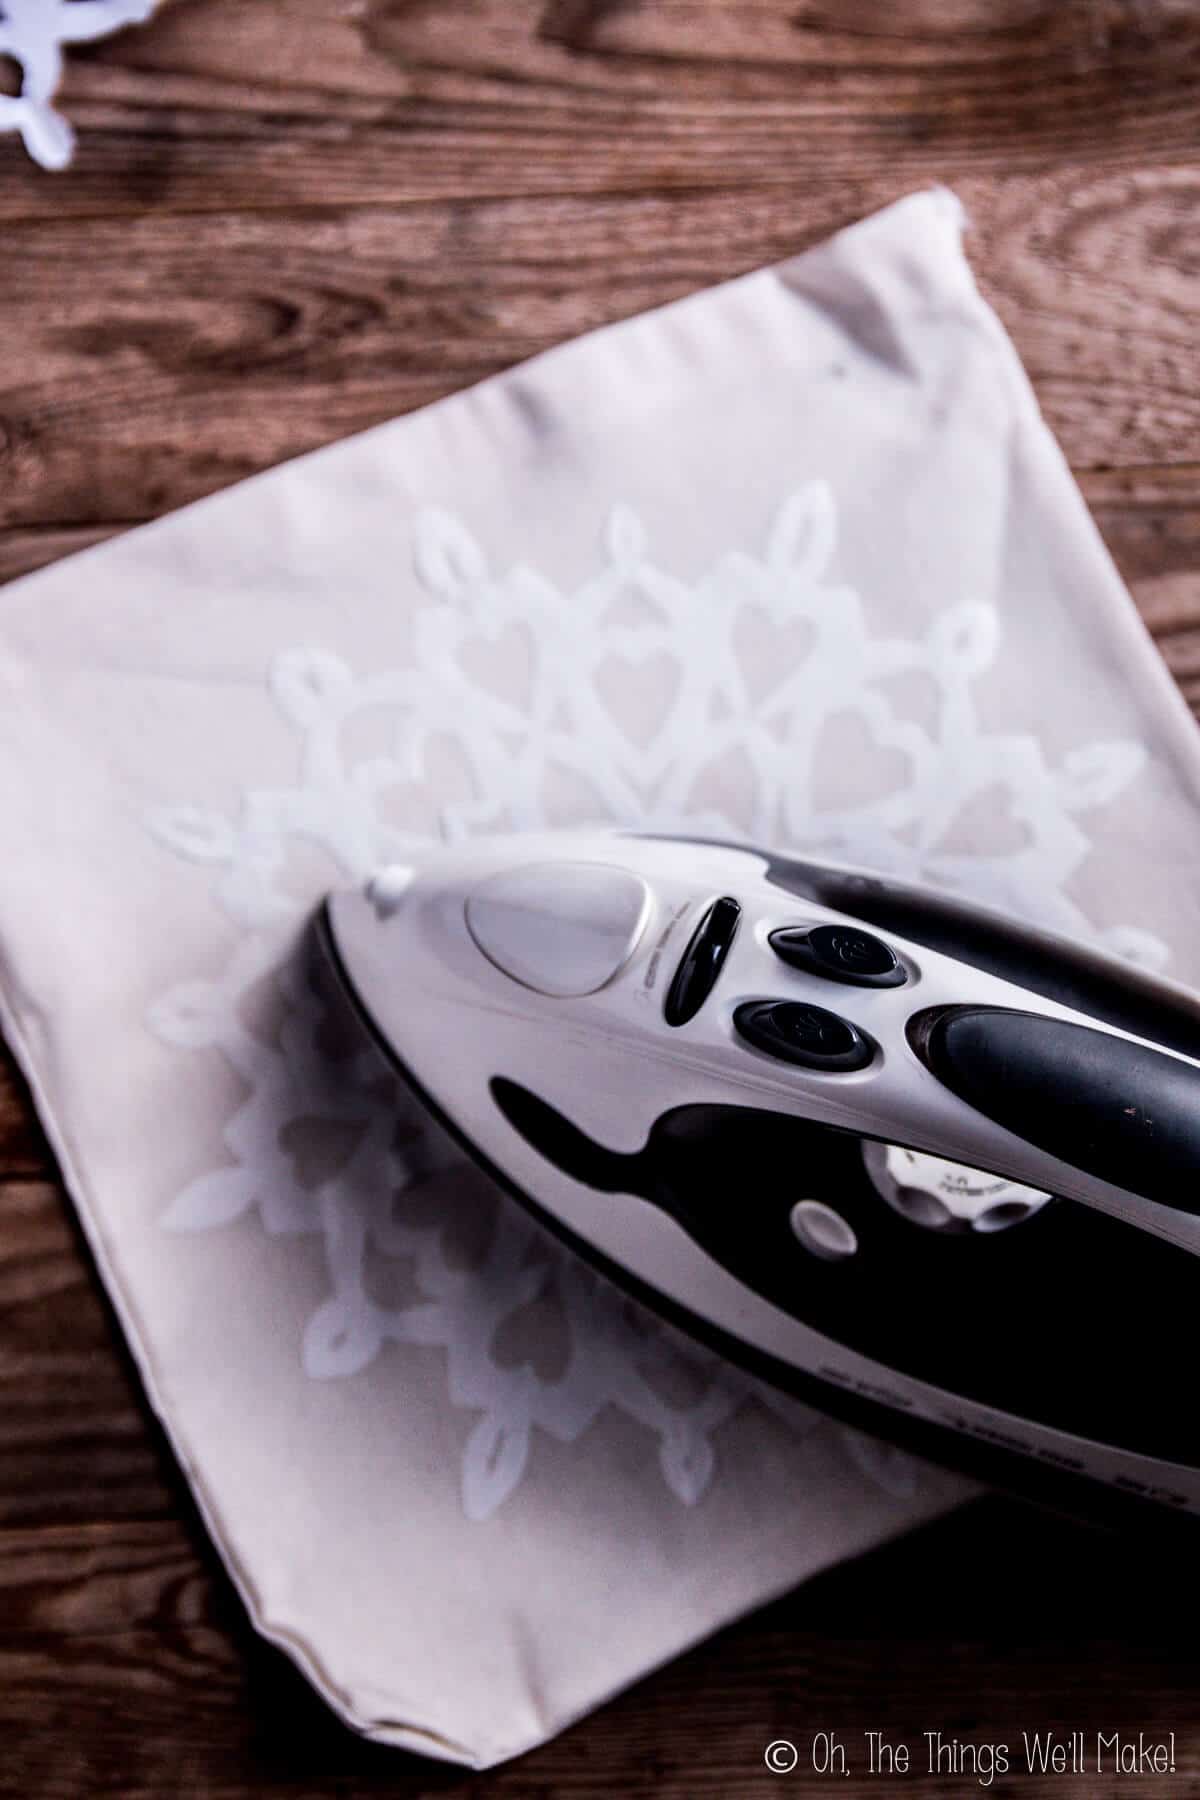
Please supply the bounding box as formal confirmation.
[1,189,1198,1767]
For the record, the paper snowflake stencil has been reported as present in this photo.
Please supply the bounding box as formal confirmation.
[0,0,160,170]
[145,483,1163,1518]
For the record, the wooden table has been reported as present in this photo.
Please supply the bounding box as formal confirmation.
[2,3,1199,1793]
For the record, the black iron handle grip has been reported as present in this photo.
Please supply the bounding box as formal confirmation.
[913,1006,1200,1214]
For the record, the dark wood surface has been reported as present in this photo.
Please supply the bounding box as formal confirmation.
[3,2,1200,1793]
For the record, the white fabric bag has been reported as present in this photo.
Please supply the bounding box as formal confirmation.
[1,188,1196,1766]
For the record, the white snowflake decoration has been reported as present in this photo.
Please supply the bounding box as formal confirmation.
[146,482,1164,1519]
[0,0,160,170]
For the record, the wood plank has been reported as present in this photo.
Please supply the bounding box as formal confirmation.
[0,525,127,587]
[0,1519,208,1640]
[0,0,1191,234]
[0,1181,181,1526]
[0,169,1198,546]
[1082,464,1200,711]
[0,1045,52,1176]
[1,1501,1199,1798]
[1,0,1199,1790]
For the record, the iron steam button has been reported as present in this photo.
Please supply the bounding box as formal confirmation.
[769,923,905,988]
[815,925,896,975]
[734,999,875,1071]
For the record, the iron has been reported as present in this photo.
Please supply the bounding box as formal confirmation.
[321,831,1200,1515]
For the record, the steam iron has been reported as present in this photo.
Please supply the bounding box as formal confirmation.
[321,831,1200,1516]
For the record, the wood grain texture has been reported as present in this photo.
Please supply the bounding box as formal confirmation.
[0,1182,178,1529]
[0,1047,51,1177]
[1,0,1200,1793]
[3,0,1197,233]
[3,1489,1200,1799]
[2,171,1200,536]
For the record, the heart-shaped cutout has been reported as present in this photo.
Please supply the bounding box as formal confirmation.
[871,668,940,736]
[491,1275,570,1384]
[733,608,816,709]
[384,1164,498,1272]
[811,709,913,812]
[361,1251,424,1313]
[683,742,760,826]
[278,1116,367,1191]
[930,782,1032,858]
[592,649,682,751]
[372,732,479,839]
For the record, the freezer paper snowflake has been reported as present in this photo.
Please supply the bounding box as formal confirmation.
[0,0,160,170]
[145,482,1163,1519]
